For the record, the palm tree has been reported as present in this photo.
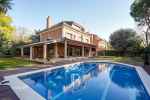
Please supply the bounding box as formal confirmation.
[0,0,12,13]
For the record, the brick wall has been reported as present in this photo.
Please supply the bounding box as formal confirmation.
[90,34,105,51]
[63,25,91,44]
[40,27,62,41]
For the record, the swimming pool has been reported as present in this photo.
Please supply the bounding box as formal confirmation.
[5,62,150,100]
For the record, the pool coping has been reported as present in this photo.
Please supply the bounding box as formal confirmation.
[4,60,150,100]
[4,62,83,100]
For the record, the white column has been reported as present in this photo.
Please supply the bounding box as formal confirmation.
[30,46,33,60]
[43,44,47,60]
[55,43,58,58]
[82,46,84,57]
[64,40,67,58]
[21,47,24,57]
[72,47,74,56]
[96,49,98,56]
[89,47,92,57]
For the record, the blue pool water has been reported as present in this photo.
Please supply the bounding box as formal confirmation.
[19,62,150,100]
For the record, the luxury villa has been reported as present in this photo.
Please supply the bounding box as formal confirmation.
[4,17,150,100]
[20,16,106,62]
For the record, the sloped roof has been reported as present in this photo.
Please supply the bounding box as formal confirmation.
[36,21,85,34]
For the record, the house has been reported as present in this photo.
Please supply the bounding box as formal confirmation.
[89,34,107,51]
[20,16,105,62]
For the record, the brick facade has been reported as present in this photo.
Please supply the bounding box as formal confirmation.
[40,27,62,41]
[21,17,105,60]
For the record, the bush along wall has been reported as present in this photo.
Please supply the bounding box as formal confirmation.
[97,50,146,57]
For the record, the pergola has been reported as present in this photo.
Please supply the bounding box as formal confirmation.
[20,38,96,61]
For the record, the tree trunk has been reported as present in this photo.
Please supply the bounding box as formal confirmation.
[144,29,150,65]
[144,49,149,65]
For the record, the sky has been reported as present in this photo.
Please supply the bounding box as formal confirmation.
[8,0,135,40]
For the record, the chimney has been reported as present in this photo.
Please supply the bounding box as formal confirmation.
[46,16,53,28]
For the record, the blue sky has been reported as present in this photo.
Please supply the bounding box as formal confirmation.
[8,0,135,40]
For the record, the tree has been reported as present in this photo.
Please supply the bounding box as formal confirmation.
[130,0,150,65]
[0,14,14,52]
[0,0,14,56]
[109,29,142,55]
[0,14,14,40]
[12,27,33,43]
[0,0,12,14]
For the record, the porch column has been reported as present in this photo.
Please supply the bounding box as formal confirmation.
[96,49,98,56]
[55,43,58,58]
[30,46,33,60]
[21,47,24,57]
[43,44,47,60]
[82,46,84,57]
[89,47,92,57]
[64,40,67,58]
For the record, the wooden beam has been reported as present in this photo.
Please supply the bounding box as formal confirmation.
[82,46,84,57]
[43,44,47,59]
[55,43,58,58]
[30,46,33,60]
[64,40,67,58]
[21,47,24,57]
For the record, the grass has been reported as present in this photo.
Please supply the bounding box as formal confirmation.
[0,57,37,70]
[0,56,145,70]
[95,56,144,66]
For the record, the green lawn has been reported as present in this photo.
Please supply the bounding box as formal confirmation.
[95,56,144,66]
[0,57,36,70]
[0,56,144,70]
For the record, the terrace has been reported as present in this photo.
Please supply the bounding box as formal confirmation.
[0,0,150,100]
[0,56,150,100]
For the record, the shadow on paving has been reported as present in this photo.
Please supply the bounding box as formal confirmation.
[0,85,19,100]
[0,59,87,100]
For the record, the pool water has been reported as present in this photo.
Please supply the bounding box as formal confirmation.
[20,62,150,100]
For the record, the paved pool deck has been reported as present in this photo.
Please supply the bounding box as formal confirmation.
[0,59,150,100]
[0,59,88,100]
[143,65,150,75]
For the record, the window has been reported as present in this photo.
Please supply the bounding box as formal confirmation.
[79,36,82,41]
[81,35,83,42]
[86,39,89,43]
[72,25,81,31]
[73,35,76,40]
[67,33,73,39]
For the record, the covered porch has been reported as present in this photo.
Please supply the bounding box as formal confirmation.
[66,39,96,57]
[20,39,96,63]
